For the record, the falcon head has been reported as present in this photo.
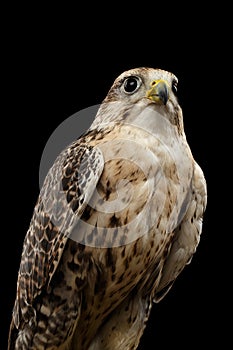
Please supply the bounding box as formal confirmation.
[94,67,184,134]
[105,67,178,105]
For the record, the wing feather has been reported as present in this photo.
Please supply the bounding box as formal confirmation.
[11,138,104,330]
[154,162,207,302]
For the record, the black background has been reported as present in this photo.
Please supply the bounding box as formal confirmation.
[1,7,227,350]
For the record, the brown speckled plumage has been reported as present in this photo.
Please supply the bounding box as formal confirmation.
[8,67,207,350]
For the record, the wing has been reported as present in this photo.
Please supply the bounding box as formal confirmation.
[154,162,207,302]
[9,139,104,345]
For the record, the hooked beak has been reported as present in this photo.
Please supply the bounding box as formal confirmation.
[146,79,169,105]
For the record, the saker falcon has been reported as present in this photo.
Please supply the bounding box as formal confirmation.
[8,67,207,350]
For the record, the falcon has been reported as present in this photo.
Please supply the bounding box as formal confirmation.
[8,67,207,350]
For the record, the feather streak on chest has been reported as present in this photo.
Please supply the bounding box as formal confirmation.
[67,233,168,350]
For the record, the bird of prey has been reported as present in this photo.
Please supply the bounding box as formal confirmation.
[8,67,207,350]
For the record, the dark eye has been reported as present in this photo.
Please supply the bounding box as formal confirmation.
[123,76,141,94]
[172,79,178,94]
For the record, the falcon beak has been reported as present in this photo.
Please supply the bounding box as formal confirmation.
[146,79,169,105]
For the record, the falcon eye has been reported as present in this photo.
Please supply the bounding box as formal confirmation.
[123,76,141,94]
[172,79,178,94]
